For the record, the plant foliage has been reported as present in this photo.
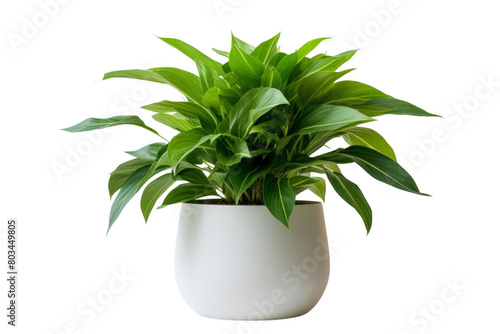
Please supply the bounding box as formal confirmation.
[64,33,437,234]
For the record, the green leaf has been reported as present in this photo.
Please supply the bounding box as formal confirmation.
[140,173,176,222]
[175,167,211,185]
[108,166,150,233]
[229,155,276,202]
[216,136,252,166]
[232,35,255,54]
[354,98,440,117]
[125,143,166,160]
[152,113,194,132]
[103,68,204,105]
[291,105,374,135]
[159,183,217,207]
[63,116,161,138]
[228,87,289,138]
[108,159,151,198]
[229,35,265,87]
[343,127,396,161]
[293,49,358,83]
[276,53,298,83]
[324,168,372,234]
[142,101,217,132]
[263,175,296,229]
[261,67,282,89]
[158,37,224,75]
[196,59,219,93]
[319,146,428,195]
[296,37,331,60]
[251,33,280,64]
[212,48,230,58]
[291,176,326,201]
[322,80,390,106]
[167,128,214,173]
[296,69,355,107]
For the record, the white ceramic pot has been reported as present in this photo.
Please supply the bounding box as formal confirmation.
[174,201,330,320]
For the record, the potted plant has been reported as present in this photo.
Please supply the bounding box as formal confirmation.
[64,33,437,320]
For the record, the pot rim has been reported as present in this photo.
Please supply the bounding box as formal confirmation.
[182,199,321,207]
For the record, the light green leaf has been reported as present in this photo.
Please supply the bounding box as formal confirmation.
[261,67,282,89]
[343,127,396,161]
[229,35,265,87]
[158,37,224,75]
[251,33,280,64]
[291,176,326,201]
[324,168,372,234]
[263,175,296,229]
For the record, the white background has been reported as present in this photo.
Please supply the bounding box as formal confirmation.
[1,0,499,333]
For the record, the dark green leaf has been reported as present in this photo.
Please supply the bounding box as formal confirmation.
[167,128,215,173]
[229,155,276,201]
[319,146,428,195]
[63,116,161,137]
[228,87,289,138]
[263,175,296,229]
[140,173,176,222]
[324,168,372,233]
[291,105,374,135]
[108,166,150,233]
[159,184,217,207]
[152,113,194,132]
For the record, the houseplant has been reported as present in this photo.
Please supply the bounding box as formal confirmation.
[64,33,436,319]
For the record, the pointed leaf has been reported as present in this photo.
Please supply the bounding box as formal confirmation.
[229,35,265,87]
[319,146,428,195]
[228,87,289,138]
[63,116,161,137]
[140,173,176,222]
[263,175,296,229]
[159,184,217,207]
[324,168,372,233]
[343,127,396,161]
[291,105,374,135]
[167,128,214,173]
[158,37,224,75]
[251,33,280,64]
